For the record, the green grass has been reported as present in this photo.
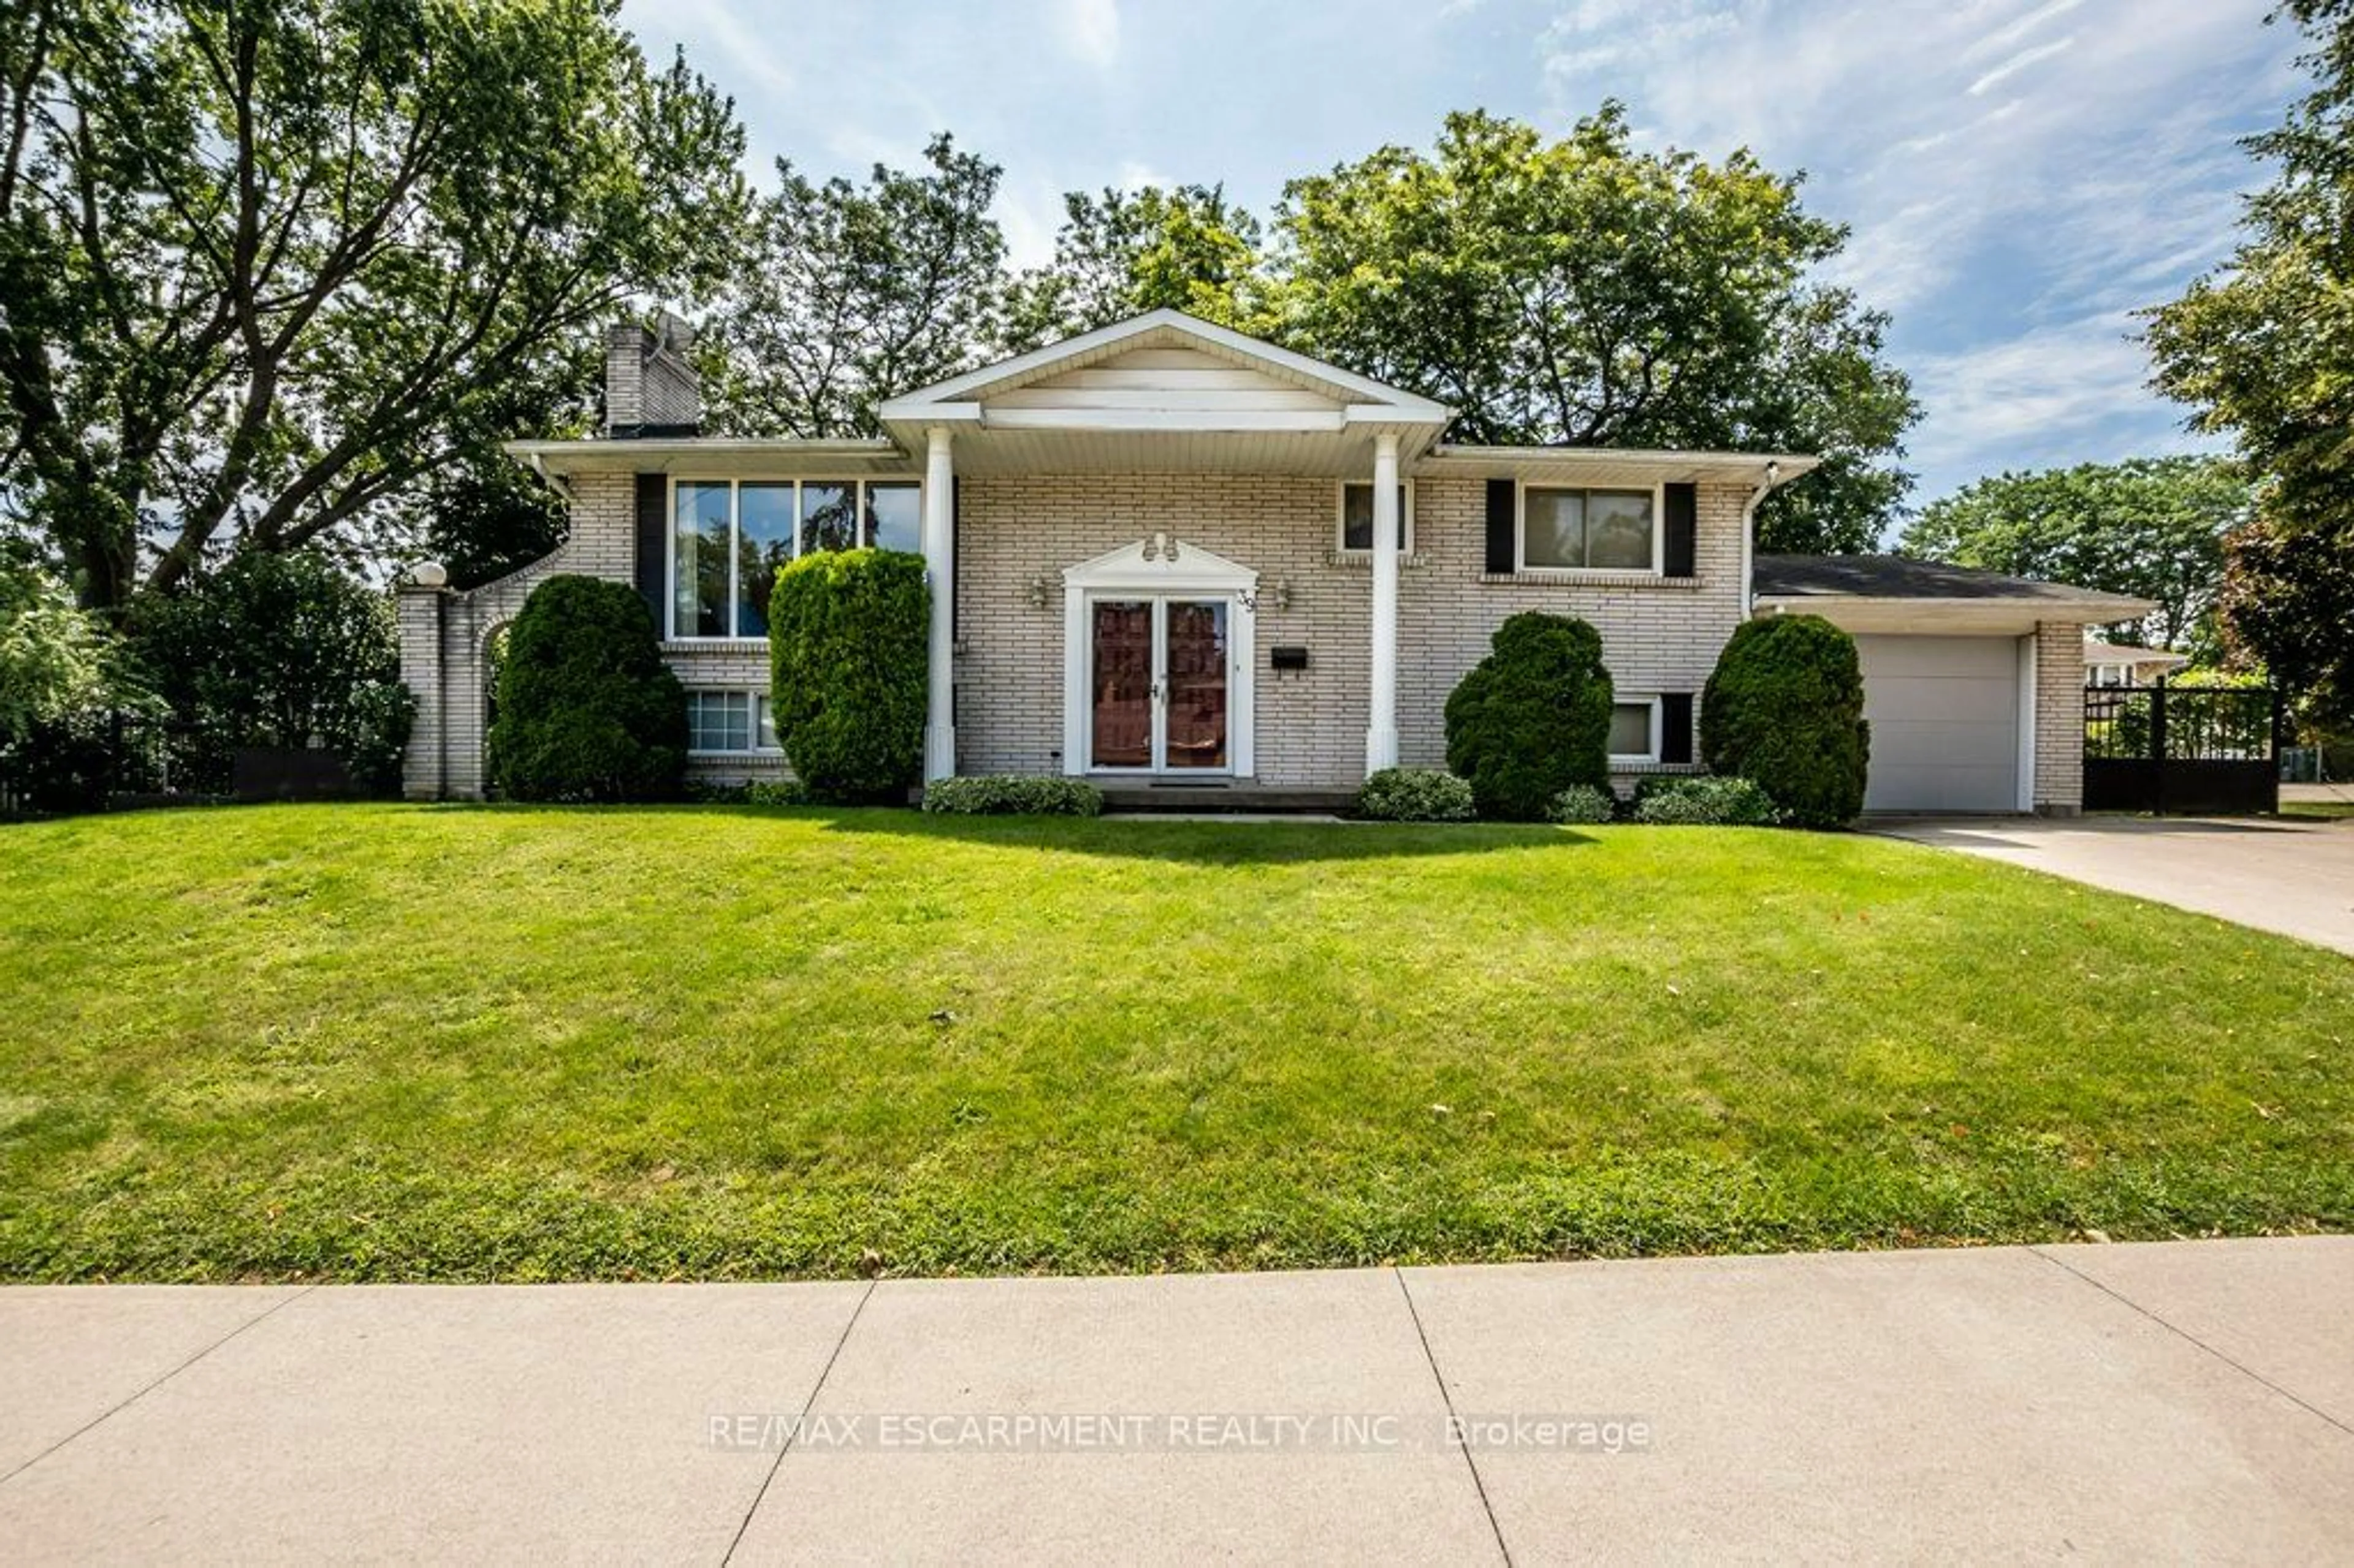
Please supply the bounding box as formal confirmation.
[2,804,2349,1281]
[2280,800,2354,820]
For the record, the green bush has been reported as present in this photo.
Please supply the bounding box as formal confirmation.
[131,550,412,793]
[769,549,929,802]
[485,576,686,802]
[1631,775,1782,826]
[1699,615,1869,829]
[1544,783,1618,824]
[682,777,811,807]
[1357,767,1477,821]
[922,775,1103,816]
[1443,612,1613,820]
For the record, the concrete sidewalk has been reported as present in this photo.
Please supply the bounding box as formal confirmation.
[2,1240,2350,1562]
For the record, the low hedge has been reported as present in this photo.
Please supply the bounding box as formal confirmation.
[1544,783,1617,824]
[1631,775,1781,826]
[923,775,1104,816]
[1357,767,1477,822]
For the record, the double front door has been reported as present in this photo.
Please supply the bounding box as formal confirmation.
[1089,596,1231,772]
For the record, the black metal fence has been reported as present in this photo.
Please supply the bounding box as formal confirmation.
[0,712,364,819]
[2084,682,2282,815]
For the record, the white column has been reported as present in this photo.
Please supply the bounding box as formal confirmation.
[923,425,956,782]
[1365,431,1401,774]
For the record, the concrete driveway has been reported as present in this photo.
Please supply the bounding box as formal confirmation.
[1,1241,2350,1561]
[1876,814,2354,956]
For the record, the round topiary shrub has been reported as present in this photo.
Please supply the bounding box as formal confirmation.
[1443,612,1613,821]
[1357,767,1477,822]
[1630,775,1781,826]
[1699,615,1870,828]
[486,575,687,802]
[768,548,929,802]
[1544,783,1617,824]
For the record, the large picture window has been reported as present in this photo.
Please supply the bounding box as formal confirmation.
[671,478,923,639]
[1522,487,1658,573]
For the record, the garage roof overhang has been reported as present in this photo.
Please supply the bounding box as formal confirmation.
[1751,554,2155,635]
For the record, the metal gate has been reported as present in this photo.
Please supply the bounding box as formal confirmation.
[2083,682,2282,815]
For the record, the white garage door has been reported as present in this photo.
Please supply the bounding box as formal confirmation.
[1855,634,2023,813]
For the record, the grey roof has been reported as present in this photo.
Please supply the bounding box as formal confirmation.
[1752,554,2147,607]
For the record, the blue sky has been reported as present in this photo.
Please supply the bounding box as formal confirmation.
[620,0,2306,514]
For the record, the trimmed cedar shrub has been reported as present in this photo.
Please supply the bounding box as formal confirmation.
[1699,615,1870,828]
[922,775,1103,816]
[486,576,687,801]
[1631,775,1782,826]
[1356,767,1477,822]
[768,548,929,802]
[1544,783,1617,824]
[1442,611,1613,820]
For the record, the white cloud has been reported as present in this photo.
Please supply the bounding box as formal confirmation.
[1966,35,2074,97]
[1061,0,1121,69]
[1536,0,2300,495]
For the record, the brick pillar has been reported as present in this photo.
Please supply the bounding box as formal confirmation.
[396,579,446,800]
[2034,621,2085,815]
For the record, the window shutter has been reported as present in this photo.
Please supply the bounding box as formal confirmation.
[1484,479,1517,574]
[1660,693,1694,765]
[634,474,667,633]
[1663,483,1697,578]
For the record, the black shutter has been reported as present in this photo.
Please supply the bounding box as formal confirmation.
[1484,479,1517,574]
[1660,693,1694,765]
[633,473,667,633]
[1663,482,1697,578]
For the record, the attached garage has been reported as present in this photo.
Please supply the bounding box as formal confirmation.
[1853,634,2025,813]
[1751,555,2157,816]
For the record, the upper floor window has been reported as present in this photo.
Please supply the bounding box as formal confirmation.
[672,478,922,639]
[1337,482,1414,554]
[1521,487,1657,573]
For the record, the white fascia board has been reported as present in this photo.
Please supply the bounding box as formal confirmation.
[978,406,1349,433]
[1426,445,1821,487]
[1753,595,2158,634]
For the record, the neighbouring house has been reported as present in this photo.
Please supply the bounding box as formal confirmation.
[397,310,2153,815]
[2083,635,2190,688]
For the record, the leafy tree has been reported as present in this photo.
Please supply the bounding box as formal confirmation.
[1270,107,1918,554]
[1897,458,2249,652]
[2145,0,2354,726]
[1001,184,1265,349]
[0,0,746,611]
[132,550,413,789]
[0,558,130,738]
[702,135,1005,438]
[486,574,685,801]
[1442,611,1613,821]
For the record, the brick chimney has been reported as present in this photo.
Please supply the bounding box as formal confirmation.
[604,313,701,437]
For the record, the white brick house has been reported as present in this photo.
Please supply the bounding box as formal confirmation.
[398,310,2149,813]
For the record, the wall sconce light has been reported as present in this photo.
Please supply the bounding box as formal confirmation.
[1025,574,1052,609]
[1271,577,1295,612]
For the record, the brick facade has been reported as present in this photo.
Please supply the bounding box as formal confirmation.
[954,473,1751,787]
[397,460,2095,810]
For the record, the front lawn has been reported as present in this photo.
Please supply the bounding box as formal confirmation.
[2,804,2349,1280]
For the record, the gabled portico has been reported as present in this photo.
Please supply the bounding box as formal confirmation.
[876,309,1452,783]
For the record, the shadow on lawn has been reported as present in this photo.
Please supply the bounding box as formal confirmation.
[415,801,1591,865]
[811,809,1590,866]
